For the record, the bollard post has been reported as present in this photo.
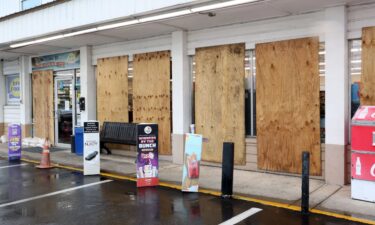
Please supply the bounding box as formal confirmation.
[221,142,234,198]
[301,151,310,215]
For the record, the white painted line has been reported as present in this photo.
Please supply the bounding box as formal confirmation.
[0,179,112,208]
[0,164,27,169]
[219,207,262,225]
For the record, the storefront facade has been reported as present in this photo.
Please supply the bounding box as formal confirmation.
[1,0,375,186]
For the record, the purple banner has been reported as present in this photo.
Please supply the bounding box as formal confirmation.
[136,124,159,187]
[8,124,21,161]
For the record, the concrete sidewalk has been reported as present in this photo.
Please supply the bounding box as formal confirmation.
[1,144,374,222]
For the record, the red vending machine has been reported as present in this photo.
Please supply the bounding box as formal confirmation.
[351,106,375,202]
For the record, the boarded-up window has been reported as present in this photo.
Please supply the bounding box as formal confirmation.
[195,43,246,165]
[97,56,129,124]
[256,37,321,175]
[32,70,54,144]
[361,27,375,105]
[133,51,171,155]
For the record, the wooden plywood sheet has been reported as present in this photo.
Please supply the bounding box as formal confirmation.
[133,51,171,155]
[361,27,375,105]
[97,56,129,124]
[256,37,321,175]
[195,44,246,165]
[32,70,54,144]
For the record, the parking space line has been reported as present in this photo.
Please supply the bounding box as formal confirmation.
[0,164,27,169]
[219,207,262,225]
[0,179,112,208]
[19,158,375,225]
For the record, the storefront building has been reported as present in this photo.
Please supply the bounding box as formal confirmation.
[1,0,375,186]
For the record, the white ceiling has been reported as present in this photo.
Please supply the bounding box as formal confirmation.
[1,0,375,59]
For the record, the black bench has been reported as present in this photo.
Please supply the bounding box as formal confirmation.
[100,122,137,154]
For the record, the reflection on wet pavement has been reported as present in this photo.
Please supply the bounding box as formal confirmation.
[0,159,369,225]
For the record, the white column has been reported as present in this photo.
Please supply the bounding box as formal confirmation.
[324,6,349,185]
[171,30,191,164]
[0,60,5,135]
[19,56,32,137]
[80,46,96,124]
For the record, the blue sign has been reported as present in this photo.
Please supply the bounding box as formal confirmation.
[182,134,203,192]
[8,124,22,161]
[32,51,80,71]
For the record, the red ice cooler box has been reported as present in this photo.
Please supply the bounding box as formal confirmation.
[351,106,375,202]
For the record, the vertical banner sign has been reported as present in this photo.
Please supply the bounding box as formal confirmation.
[136,124,159,187]
[8,124,21,161]
[83,121,100,175]
[182,134,203,192]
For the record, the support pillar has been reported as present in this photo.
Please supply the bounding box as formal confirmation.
[80,46,96,124]
[0,60,4,136]
[324,6,349,185]
[19,56,32,138]
[171,30,191,164]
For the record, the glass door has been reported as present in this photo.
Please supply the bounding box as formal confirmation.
[54,76,74,147]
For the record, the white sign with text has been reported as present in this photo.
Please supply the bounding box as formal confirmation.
[83,121,100,175]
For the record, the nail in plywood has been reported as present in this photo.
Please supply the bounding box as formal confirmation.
[361,27,375,105]
[133,51,171,155]
[195,43,246,165]
[32,70,54,144]
[97,56,129,124]
[256,37,321,175]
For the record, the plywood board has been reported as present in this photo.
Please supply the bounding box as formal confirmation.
[97,56,129,124]
[256,37,321,175]
[133,51,171,155]
[361,27,375,105]
[32,70,54,144]
[195,44,246,165]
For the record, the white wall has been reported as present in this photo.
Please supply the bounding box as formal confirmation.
[92,35,172,64]
[3,59,20,75]
[187,11,326,54]
[0,0,198,44]
[348,3,375,39]
[4,105,21,123]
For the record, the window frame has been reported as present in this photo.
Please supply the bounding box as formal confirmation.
[21,0,43,11]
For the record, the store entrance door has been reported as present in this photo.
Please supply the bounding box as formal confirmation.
[54,75,75,147]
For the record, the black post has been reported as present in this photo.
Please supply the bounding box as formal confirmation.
[301,151,310,215]
[221,142,234,198]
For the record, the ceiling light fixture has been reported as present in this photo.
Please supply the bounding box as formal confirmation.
[139,9,192,22]
[63,28,98,37]
[191,0,259,12]
[97,20,139,31]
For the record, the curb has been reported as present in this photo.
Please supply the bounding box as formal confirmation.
[19,157,375,225]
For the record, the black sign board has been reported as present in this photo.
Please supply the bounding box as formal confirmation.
[84,122,99,133]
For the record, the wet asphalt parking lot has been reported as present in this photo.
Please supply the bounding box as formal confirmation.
[0,159,369,225]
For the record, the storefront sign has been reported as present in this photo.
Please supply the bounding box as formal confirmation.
[6,75,20,103]
[83,121,100,175]
[352,152,375,182]
[32,51,80,71]
[8,124,21,161]
[182,134,203,192]
[136,124,159,187]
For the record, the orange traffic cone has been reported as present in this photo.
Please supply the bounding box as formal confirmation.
[36,139,53,169]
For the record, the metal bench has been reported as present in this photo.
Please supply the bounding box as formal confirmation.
[100,122,137,154]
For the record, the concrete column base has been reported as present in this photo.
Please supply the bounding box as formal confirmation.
[325,144,348,185]
[0,123,4,136]
[172,133,185,165]
[21,124,33,138]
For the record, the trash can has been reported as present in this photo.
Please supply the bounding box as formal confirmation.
[75,126,84,156]
[70,135,76,153]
